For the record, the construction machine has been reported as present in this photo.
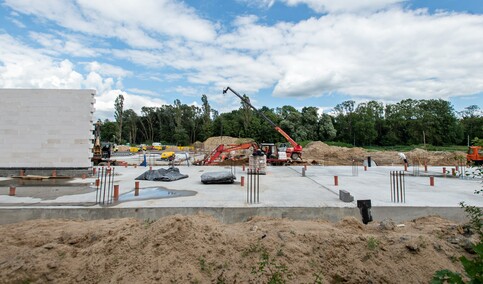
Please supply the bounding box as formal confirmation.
[467,146,483,165]
[199,142,259,165]
[223,86,303,161]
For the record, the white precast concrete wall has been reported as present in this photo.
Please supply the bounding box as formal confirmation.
[0,89,95,169]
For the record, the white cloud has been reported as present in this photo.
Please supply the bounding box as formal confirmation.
[94,90,167,120]
[29,31,109,57]
[4,0,217,48]
[281,0,406,13]
[84,61,132,78]
[0,34,84,88]
[2,1,483,112]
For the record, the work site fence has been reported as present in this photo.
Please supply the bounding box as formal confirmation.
[95,167,115,205]
[246,169,260,204]
[390,171,405,203]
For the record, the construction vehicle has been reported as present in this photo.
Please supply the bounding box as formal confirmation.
[467,146,483,165]
[91,122,116,165]
[223,86,303,161]
[199,142,259,165]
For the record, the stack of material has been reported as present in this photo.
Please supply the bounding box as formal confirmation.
[249,154,266,174]
[200,171,236,184]
[135,167,188,182]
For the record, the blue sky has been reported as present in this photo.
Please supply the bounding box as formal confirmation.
[0,0,482,120]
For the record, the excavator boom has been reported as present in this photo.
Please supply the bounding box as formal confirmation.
[223,86,302,155]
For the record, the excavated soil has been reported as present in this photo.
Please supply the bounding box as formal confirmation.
[202,137,467,166]
[0,214,477,283]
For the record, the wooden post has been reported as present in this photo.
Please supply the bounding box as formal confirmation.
[9,186,16,196]
[114,185,119,201]
[134,181,140,196]
[430,176,434,186]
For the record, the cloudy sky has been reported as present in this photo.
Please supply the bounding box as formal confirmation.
[1,0,482,119]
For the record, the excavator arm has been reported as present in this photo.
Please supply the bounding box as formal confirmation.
[223,87,302,153]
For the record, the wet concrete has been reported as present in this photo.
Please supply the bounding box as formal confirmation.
[0,177,94,200]
[118,187,197,202]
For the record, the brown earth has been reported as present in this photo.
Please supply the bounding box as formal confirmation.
[303,141,467,166]
[0,214,477,283]
[202,137,467,166]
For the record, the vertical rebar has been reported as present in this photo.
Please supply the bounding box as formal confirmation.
[257,169,260,203]
[107,168,112,204]
[401,171,405,203]
[390,171,393,202]
[95,167,100,203]
[102,167,107,204]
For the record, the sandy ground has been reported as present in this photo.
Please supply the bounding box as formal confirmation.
[0,214,478,283]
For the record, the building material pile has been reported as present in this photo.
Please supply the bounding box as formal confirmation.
[135,167,188,182]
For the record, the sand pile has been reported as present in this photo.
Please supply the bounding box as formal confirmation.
[0,215,475,283]
[203,136,254,152]
[303,141,366,165]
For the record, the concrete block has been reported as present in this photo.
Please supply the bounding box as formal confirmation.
[339,190,354,203]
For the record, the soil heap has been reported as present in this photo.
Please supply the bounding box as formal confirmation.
[0,215,476,283]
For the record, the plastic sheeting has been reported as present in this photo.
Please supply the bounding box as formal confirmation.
[135,167,189,182]
[200,171,236,184]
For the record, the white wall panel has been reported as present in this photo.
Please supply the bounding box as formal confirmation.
[0,89,96,168]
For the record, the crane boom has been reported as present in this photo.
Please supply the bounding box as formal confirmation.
[223,87,303,156]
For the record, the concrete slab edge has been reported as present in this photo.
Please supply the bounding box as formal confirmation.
[0,206,470,225]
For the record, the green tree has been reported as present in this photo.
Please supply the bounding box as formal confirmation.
[460,105,483,145]
[301,107,319,141]
[353,102,380,146]
[318,113,336,141]
[122,109,138,145]
[173,99,190,145]
[200,94,213,141]
[334,100,356,145]
[139,107,156,143]
[99,119,118,143]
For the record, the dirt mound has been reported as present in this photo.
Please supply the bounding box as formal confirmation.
[202,136,254,152]
[303,141,366,165]
[0,214,475,283]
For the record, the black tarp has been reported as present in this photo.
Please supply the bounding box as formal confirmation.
[200,171,236,184]
[135,167,188,182]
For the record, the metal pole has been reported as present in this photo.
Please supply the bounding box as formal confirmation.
[107,168,112,204]
[102,167,107,204]
[95,167,100,203]
[257,169,260,203]
[402,171,405,203]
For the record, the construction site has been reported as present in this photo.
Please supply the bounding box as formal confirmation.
[0,89,482,283]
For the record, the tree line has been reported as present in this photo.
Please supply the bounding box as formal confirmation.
[100,94,483,147]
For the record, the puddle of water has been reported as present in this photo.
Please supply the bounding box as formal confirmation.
[118,187,196,202]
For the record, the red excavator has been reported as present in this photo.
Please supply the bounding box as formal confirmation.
[199,142,259,165]
[467,146,483,165]
[223,86,303,161]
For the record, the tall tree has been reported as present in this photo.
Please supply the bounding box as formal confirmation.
[173,99,189,145]
[99,119,118,143]
[333,100,356,144]
[123,109,138,145]
[200,94,213,141]
[460,105,483,144]
[114,94,124,144]
[318,113,336,141]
